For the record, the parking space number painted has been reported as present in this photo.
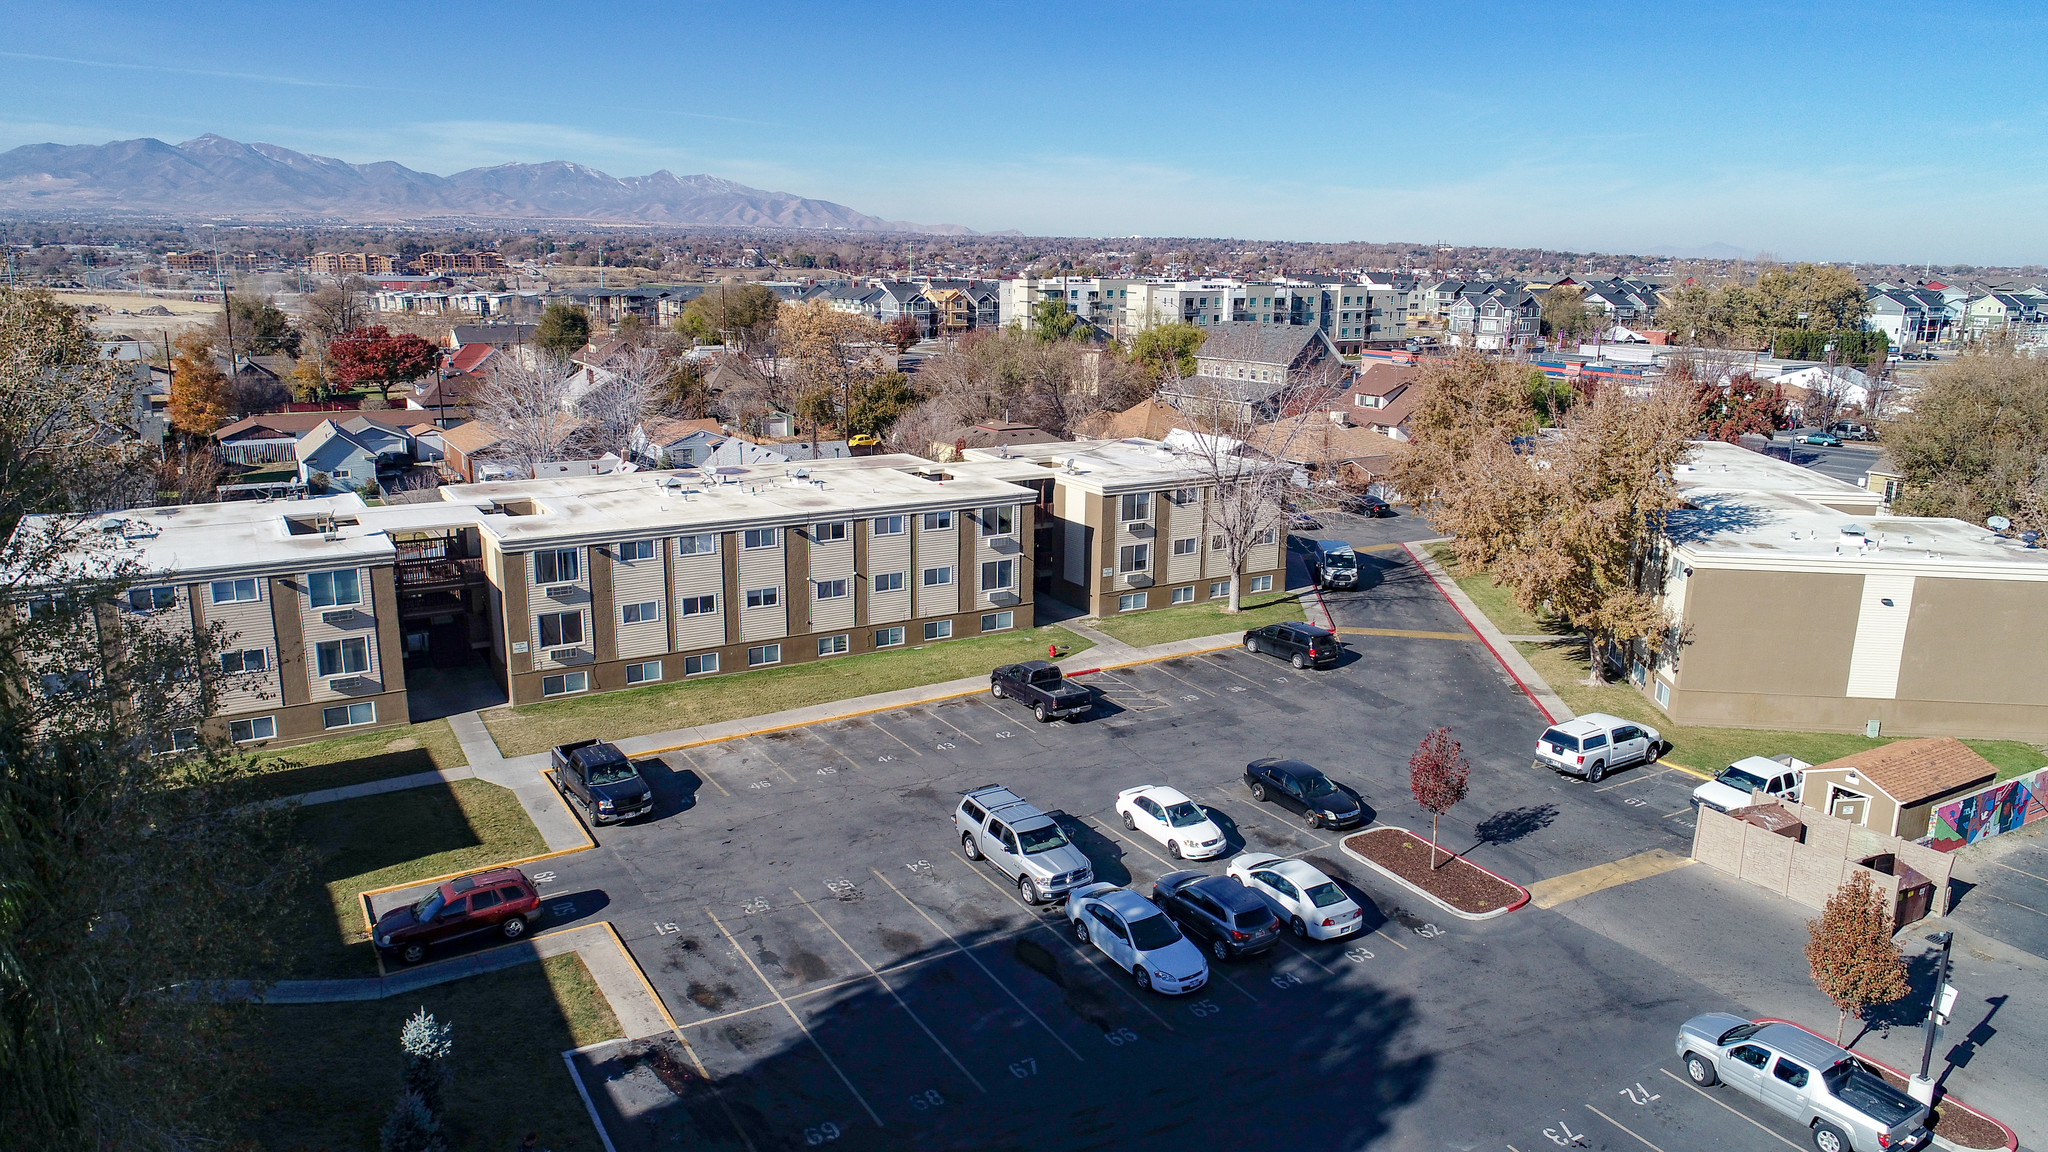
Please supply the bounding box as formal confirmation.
[908,1089,945,1111]
[1187,998,1222,1018]
[804,1122,841,1145]
[1618,1083,1660,1106]
[1103,1026,1139,1047]
[1007,1058,1038,1079]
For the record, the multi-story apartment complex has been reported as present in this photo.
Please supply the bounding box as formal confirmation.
[415,251,508,274]
[310,252,402,276]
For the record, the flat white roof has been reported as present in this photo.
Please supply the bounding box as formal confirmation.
[1669,440,2048,578]
[964,437,1222,494]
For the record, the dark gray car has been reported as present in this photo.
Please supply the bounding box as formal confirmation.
[1151,870,1280,960]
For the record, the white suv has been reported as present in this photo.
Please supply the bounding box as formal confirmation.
[1532,713,1662,782]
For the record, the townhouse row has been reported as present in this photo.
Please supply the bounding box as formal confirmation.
[31,440,1286,747]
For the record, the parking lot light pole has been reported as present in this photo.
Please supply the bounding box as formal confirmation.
[1909,931,1954,1104]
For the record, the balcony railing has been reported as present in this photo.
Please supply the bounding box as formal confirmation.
[397,556,484,588]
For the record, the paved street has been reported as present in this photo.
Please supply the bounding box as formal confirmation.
[1769,433,1887,488]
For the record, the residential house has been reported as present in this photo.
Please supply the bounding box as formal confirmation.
[1964,292,2045,341]
[632,417,728,467]
[1072,398,1191,442]
[1241,413,1403,493]
[1798,739,1998,841]
[868,283,936,337]
[1865,286,1939,348]
[297,418,411,489]
[1190,322,1341,384]
[214,410,423,464]
[447,323,536,350]
[1345,363,1423,441]
[439,420,503,483]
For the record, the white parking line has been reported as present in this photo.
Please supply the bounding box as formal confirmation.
[791,887,988,1094]
[741,738,802,785]
[1584,1103,1669,1152]
[703,906,885,1128]
[869,868,1087,1060]
[1656,1068,1801,1149]
[1595,767,1676,792]
[866,718,926,757]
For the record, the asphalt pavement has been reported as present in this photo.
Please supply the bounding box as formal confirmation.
[1768,432,1887,487]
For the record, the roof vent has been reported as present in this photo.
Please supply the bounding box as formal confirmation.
[1840,524,1866,536]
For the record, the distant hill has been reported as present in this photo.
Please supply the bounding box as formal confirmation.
[0,134,978,233]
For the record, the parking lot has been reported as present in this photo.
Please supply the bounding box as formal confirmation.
[375,537,1922,1151]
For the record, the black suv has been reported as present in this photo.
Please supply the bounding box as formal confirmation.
[1243,622,1340,669]
[1151,870,1281,961]
[1243,758,1365,829]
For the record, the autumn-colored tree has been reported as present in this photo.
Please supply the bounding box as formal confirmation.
[327,326,440,393]
[780,300,887,442]
[1408,728,1470,869]
[1883,344,2048,524]
[681,284,779,351]
[880,317,921,352]
[167,331,229,437]
[1806,872,1911,1043]
[1692,374,1786,442]
[289,357,329,402]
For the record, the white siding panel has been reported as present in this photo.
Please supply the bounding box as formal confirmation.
[913,516,959,617]
[867,525,912,624]
[526,547,591,671]
[670,539,726,649]
[737,534,787,641]
[612,542,668,660]
[1845,574,1916,699]
[810,532,855,630]
[300,568,382,702]
[207,584,279,713]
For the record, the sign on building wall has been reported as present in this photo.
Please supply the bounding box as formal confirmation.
[1925,768,2048,852]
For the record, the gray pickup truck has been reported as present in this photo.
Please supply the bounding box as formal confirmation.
[1675,1013,1930,1152]
[550,739,654,825]
[954,784,1095,904]
[990,660,1092,722]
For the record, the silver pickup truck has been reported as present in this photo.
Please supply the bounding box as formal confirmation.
[1675,1013,1930,1152]
[954,784,1094,905]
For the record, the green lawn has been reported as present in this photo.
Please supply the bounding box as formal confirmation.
[1425,542,1561,637]
[283,778,550,978]
[244,952,621,1152]
[1515,640,2046,780]
[1090,591,1307,649]
[481,625,1093,757]
[230,718,469,803]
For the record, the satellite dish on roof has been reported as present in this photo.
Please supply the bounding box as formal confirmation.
[1989,516,2012,532]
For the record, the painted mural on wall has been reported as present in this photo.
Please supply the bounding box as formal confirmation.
[1926,768,2048,852]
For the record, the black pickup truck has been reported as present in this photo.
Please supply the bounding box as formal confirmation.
[550,739,654,824]
[990,660,1092,722]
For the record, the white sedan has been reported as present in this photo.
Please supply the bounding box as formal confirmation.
[1065,883,1209,995]
[1226,853,1365,941]
[1114,785,1228,860]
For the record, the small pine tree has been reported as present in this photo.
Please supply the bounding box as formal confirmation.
[1806,872,1911,1043]
[399,1008,454,1117]
[378,1091,444,1152]
[1408,727,1471,869]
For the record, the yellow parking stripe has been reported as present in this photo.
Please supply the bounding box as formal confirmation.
[1524,850,1693,910]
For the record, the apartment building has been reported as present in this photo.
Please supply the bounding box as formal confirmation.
[1002,276,1142,335]
[966,438,1285,617]
[310,252,402,276]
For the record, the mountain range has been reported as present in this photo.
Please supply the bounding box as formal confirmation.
[0,134,979,233]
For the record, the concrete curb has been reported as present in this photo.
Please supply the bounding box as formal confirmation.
[1339,826,1532,922]
[1754,1018,2018,1152]
[1401,542,1575,724]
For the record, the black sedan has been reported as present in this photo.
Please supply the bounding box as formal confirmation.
[1151,870,1281,961]
[1344,494,1394,517]
[1243,758,1366,829]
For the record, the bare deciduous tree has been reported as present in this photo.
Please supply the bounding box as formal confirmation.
[576,348,660,461]
[469,354,586,479]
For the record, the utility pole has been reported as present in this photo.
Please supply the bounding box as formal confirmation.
[1909,931,1954,1104]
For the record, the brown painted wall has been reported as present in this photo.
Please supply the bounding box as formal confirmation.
[269,575,309,707]
[369,568,408,713]
[786,527,812,638]
[1673,568,1861,698]
[1896,577,2048,705]
[590,547,617,664]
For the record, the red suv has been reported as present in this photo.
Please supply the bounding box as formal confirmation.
[372,867,542,965]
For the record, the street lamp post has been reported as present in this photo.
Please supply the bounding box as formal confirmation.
[1909,931,1955,1104]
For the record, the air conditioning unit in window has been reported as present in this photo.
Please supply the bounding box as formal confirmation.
[327,677,363,692]
[1125,573,1154,588]
[320,610,356,626]
[990,590,1020,607]
[545,585,576,600]
[552,648,593,664]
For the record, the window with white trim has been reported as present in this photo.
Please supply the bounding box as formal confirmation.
[815,579,848,600]
[1171,586,1194,604]
[1167,488,1199,507]
[622,600,659,624]
[1655,679,1671,707]
[625,660,662,684]
[922,511,952,531]
[616,540,654,561]
[818,634,850,656]
[980,610,1014,632]
[537,610,583,648]
[980,559,1014,590]
[1171,537,1198,556]
[812,521,848,542]
[922,566,952,586]
[679,594,716,616]
[923,620,953,641]
[220,648,268,674]
[1255,528,1277,545]
[541,671,589,696]
[747,644,781,667]
[128,585,178,614]
[872,515,906,536]
[874,626,905,648]
[1248,574,1273,593]
[534,548,580,583]
[980,505,1014,535]
[745,587,779,609]
[229,716,276,743]
[308,568,361,608]
[1211,534,1225,551]
[322,701,376,729]
[683,652,719,675]
[1119,492,1152,522]
[677,533,717,555]
[743,528,778,549]
[1118,592,1148,612]
[315,637,369,676]
[211,578,259,604]
[1119,543,1149,573]
[873,571,905,593]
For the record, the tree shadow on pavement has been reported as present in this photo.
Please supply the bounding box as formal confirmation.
[1469,803,1560,852]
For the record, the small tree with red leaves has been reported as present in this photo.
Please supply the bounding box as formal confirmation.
[1408,727,1470,869]
[328,326,440,395]
[1806,872,1910,1043]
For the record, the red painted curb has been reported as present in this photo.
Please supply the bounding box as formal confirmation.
[1753,1018,2017,1152]
[1064,667,1102,677]
[1351,826,1533,913]
[1400,541,1555,724]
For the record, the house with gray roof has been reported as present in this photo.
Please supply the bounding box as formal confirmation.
[295,417,412,490]
[1190,322,1340,385]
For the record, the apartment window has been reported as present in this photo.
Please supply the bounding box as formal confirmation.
[127,585,177,614]
[537,610,584,648]
[872,515,906,536]
[873,571,905,593]
[211,578,259,604]
[1171,537,1198,557]
[980,610,1014,632]
[315,637,369,677]
[812,520,848,542]
[922,566,952,586]
[677,533,717,555]
[616,540,654,562]
[1248,574,1274,593]
[874,626,905,648]
[980,559,1014,590]
[1118,592,1148,612]
[541,671,589,697]
[1255,528,1277,545]
[815,578,849,600]
[683,652,719,675]
[228,716,276,743]
[1166,488,1199,507]
[625,660,662,685]
[1119,543,1150,573]
[305,568,362,610]
[322,701,376,729]
[922,511,952,531]
[1210,579,1232,598]
[745,587,779,609]
[817,634,850,657]
[1119,492,1152,522]
[621,600,660,625]
[1210,534,1225,551]
[1171,586,1195,604]
[743,528,778,549]
[534,548,580,584]
[923,620,953,641]
[980,505,1015,535]
[220,648,267,674]
[1655,679,1671,707]
[747,644,781,667]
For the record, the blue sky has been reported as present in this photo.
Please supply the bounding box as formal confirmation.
[4,2,2045,265]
